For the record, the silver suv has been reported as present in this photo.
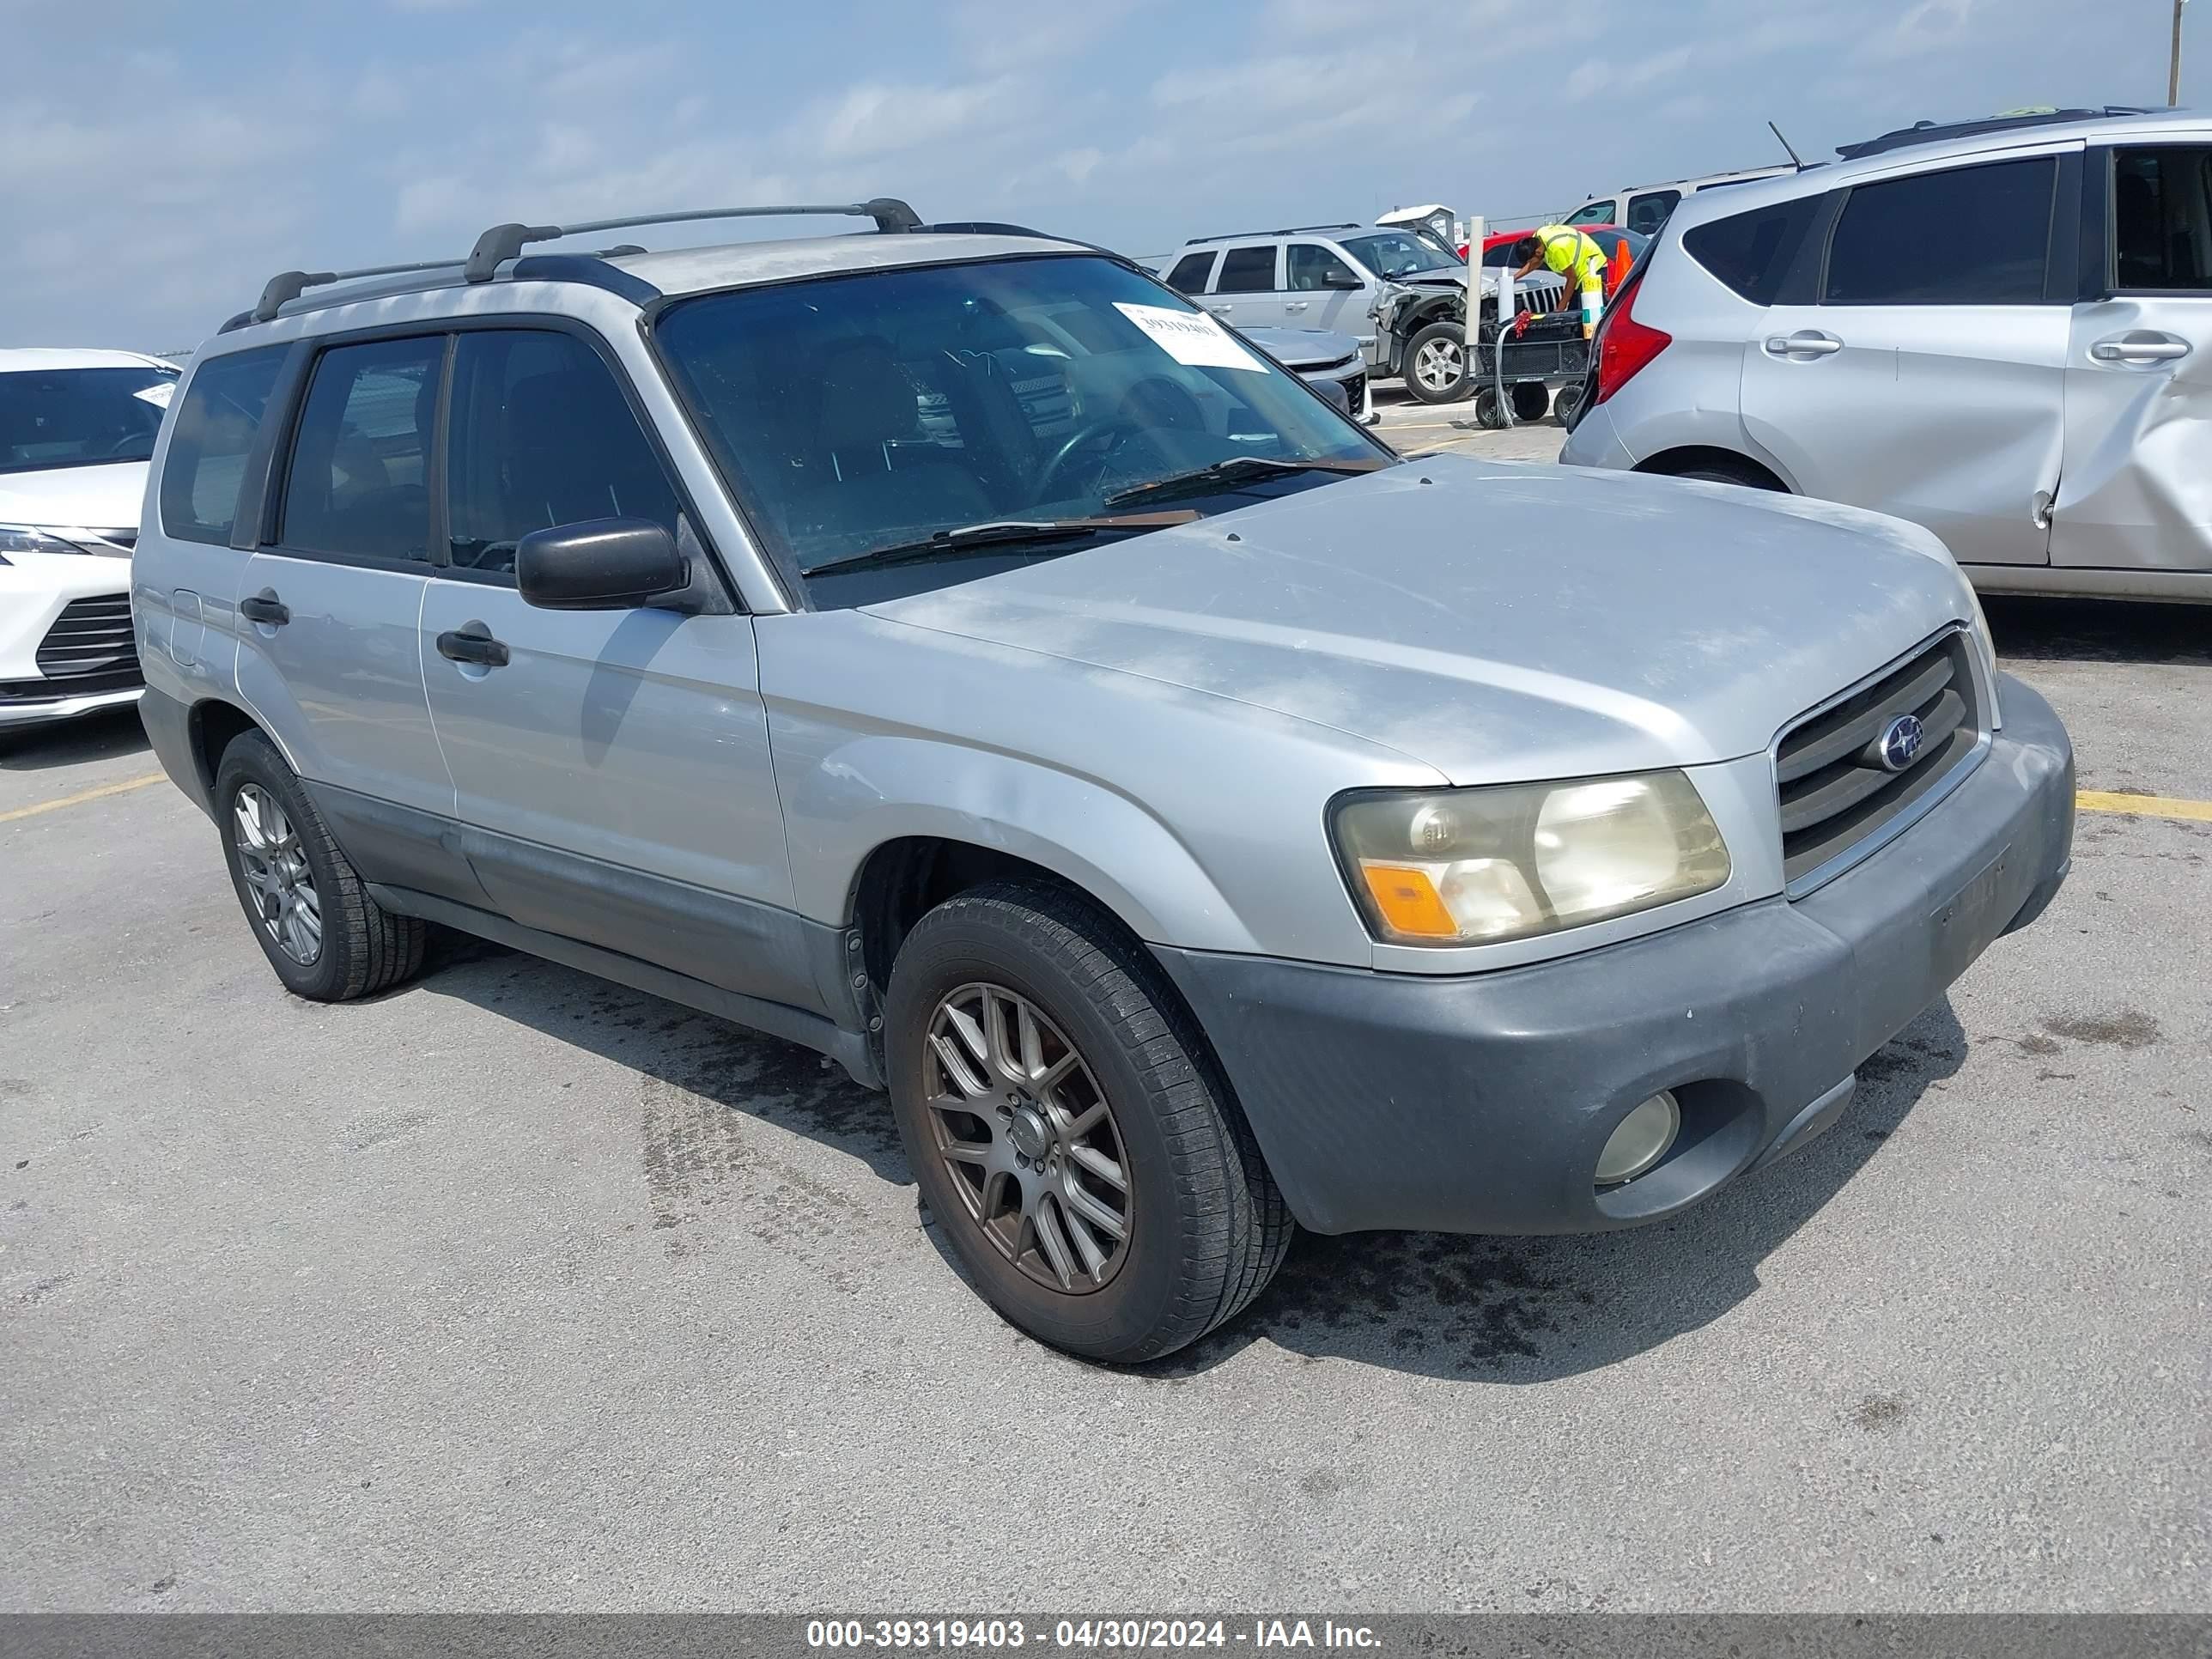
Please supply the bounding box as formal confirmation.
[137,199,2074,1363]
[1162,222,1557,391]
[1562,107,2212,605]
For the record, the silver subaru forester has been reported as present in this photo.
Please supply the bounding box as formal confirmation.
[135,199,2074,1362]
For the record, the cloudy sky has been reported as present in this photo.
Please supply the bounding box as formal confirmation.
[1,0,2179,350]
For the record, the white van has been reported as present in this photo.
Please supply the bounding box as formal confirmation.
[1564,165,1794,238]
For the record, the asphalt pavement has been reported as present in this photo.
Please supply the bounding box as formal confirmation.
[3,416,2207,1612]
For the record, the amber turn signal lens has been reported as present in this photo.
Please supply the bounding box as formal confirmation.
[1357,862,1460,938]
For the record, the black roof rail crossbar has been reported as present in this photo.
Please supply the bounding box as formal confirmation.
[1837,106,2156,160]
[462,198,921,282]
[252,258,463,322]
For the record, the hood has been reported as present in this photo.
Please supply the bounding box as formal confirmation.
[869,456,1975,784]
[1239,327,1361,369]
[0,461,149,537]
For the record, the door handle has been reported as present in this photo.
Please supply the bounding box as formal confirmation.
[1285,301,1310,313]
[1206,303,1231,313]
[1764,331,1842,358]
[239,591,289,626]
[435,623,510,668]
[2090,335,2190,363]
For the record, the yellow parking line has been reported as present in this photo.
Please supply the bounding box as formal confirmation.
[2076,789,2212,823]
[0,772,167,824]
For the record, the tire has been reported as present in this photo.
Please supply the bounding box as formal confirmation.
[1510,380,1552,422]
[213,730,426,1001]
[1402,321,1471,404]
[1553,379,1589,426]
[1669,459,1784,490]
[1473,386,1508,430]
[884,880,1292,1364]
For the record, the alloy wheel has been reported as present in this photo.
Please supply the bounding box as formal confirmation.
[1414,337,1463,393]
[921,981,1132,1292]
[233,783,322,965]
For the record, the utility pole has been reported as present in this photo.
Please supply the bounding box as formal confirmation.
[2172,0,2189,106]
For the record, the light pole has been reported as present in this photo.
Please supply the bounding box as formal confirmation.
[2172,0,2189,106]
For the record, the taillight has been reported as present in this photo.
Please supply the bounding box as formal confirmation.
[1592,274,1671,406]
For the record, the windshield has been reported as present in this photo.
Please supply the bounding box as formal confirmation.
[1338,232,1457,279]
[655,253,1387,602]
[0,366,178,475]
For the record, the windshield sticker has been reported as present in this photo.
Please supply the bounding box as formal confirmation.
[133,381,177,408]
[1114,302,1266,373]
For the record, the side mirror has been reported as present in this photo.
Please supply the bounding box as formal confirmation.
[1324,270,1364,290]
[516,517,687,611]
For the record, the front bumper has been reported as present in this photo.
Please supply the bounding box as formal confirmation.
[0,684,142,728]
[1154,674,2074,1236]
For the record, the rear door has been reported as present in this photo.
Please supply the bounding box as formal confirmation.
[139,344,288,700]
[417,325,803,1006]
[2052,140,2212,572]
[1739,151,2072,568]
[235,332,467,890]
[1201,243,1285,327]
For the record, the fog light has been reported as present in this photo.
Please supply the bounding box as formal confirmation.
[1595,1091,1680,1187]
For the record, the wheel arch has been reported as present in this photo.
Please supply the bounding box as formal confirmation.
[188,698,272,805]
[1633,445,1792,492]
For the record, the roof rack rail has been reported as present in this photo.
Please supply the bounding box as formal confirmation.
[1837,106,2156,160]
[1182,222,1364,246]
[252,258,462,323]
[238,200,917,326]
[461,198,921,282]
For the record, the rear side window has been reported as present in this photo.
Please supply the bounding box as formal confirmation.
[1214,245,1279,293]
[1567,200,1616,227]
[281,337,442,564]
[444,330,681,580]
[1824,156,2057,305]
[159,348,284,546]
[2112,146,2212,290]
[1684,194,1824,306]
[1626,190,1681,237]
[1164,251,1217,294]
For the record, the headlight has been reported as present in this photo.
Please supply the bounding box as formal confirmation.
[1332,772,1731,946]
[0,526,92,559]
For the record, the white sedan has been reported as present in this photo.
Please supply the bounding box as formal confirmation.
[1,349,178,731]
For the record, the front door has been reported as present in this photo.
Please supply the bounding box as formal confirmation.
[2053,141,2212,572]
[1284,242,1370,336]
[234,333,467,896]
[416,325,803,1008]
[1740,152,2069,568]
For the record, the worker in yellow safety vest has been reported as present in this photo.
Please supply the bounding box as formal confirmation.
[1510,225,1608,338]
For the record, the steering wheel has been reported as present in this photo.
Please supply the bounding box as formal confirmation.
[101,431,155,459]
[1034,417,1147,501]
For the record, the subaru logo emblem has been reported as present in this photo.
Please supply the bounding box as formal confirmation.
[1879,714,1925,773]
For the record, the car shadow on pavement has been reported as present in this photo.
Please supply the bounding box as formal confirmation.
[1983,596,2212,666]
[0,706,150,771]
[417,930,1967,1384]
[1160,998,1968,1382]
[415,932,914,1188]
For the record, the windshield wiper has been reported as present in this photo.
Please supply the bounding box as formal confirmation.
[1103,454,1389,508]
[804,510,1202,577]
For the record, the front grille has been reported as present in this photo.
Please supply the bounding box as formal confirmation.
[1776,632,1983,888]
[33,594,141,683]
[1343,371,1367,413]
